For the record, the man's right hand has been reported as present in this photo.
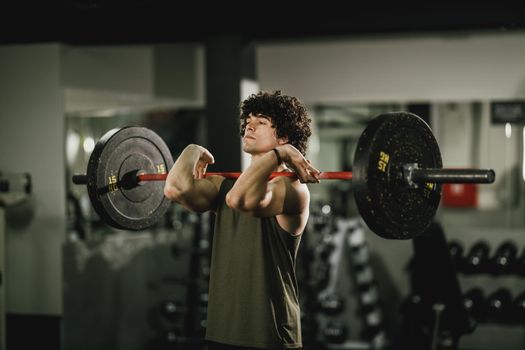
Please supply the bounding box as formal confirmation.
[191,145,215,179]
[164,144,222,213]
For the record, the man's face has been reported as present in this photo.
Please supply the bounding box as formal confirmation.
[242,114,286,155]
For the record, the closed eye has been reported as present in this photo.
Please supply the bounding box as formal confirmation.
[245,116,271,127]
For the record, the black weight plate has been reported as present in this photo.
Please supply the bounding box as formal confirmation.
[86,127,173,230]
[353,112,442,239]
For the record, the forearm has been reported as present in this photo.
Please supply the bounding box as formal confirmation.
[165,144,201,196]
[226,149,280,210]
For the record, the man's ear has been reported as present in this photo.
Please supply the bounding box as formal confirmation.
[277,136,288,145]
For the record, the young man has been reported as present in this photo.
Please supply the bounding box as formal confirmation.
[164,90,320,349]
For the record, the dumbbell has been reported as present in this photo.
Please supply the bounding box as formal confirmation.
[463,288,486,320]
[464,241,491,274]
[448,240,465,271]
[323,323,347,344]
[361,307,384,342]
[490,240,518,275]
[358,285,380,314]
[514,247,525,276]
[354,265,375,290]
[512,291,525,322]
[160,300,186,321]
[0,172,32,194]
[318,293,345,316]
[486,288,513,322]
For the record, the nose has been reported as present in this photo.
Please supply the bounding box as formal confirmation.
[246,123,255,132]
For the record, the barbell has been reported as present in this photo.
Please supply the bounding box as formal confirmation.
[72,112,495,239]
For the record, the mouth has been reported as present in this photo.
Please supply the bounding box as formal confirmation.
[244,135,256,140]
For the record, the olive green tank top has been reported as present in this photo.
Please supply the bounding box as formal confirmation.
[205,179,303,349]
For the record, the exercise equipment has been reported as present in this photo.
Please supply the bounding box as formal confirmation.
[323,323,347,344]
[486,288,513,322]
[513,291,525,321]
[490,240,518,275]
[464,241,491,274]
[160,300,185,321]
[72,112,495,239]
[517,248,525,276]
[0,172,31,194]
[448,240,464,270]
[73,127,174,230]
[463,288,486,320]
[398,222,474,350]
[317,293,345,315]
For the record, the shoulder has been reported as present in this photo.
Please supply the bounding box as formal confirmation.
[271,175,310,209]
[274,179,310,235]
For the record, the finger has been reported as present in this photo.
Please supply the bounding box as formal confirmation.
[302,166,320,183]
[305,172,320,183]
[202,149,215,164]
[306,160,321,175]
[300,160,319,178]
[193,168,198,179]
[306,168,321,182]
[297,168,313,184]
[308,167,321,178]
[194,163,203,179]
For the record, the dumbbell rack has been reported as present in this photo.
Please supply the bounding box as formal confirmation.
[449,236,525,328]
[159,208,211,349]
[300,205,389,349]
[401,225,525,349]
[400,222,473,350]
[344,219,389,349]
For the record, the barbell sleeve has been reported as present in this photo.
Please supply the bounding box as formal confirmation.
[72,174,88,185]
[410,168,496,184]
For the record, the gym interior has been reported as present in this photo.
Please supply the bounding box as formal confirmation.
[1,5,525,350]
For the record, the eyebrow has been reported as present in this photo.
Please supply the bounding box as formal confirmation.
[246,114,271,122]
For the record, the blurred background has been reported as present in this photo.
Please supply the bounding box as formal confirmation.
[1,3,525,350]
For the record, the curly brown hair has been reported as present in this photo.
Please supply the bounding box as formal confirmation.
[239,90,312,155]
